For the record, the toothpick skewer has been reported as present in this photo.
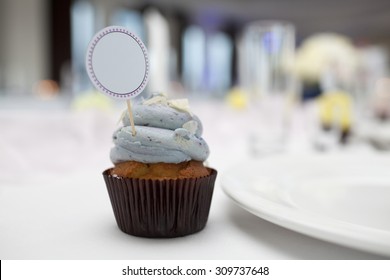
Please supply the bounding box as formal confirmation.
[126,100,136,136]
[86,27,149,138]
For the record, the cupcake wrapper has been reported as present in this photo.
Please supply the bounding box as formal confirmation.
[102,169,217,238]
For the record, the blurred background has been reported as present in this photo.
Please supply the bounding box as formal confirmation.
[0,0,389,100]
[1,0,390,176]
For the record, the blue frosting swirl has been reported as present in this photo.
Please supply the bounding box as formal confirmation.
[110,94,210,164]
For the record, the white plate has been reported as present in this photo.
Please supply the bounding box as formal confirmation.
[222,154,390,257]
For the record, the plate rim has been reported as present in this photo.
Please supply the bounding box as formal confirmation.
[221,154,390,257]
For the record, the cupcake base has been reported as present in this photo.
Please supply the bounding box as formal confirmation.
[102,168,217,238]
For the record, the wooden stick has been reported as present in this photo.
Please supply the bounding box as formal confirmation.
[126,100,136,136]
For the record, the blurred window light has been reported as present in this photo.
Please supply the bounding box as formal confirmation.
[144,8,170,93]
[358,46,389,96]
[263,31,281,54]
[71,0,96,93]
[237,33,252,94]
[182,25,206,93]
[208,32,233,95]
[110,9,146,42]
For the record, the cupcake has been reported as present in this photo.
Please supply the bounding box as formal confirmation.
[103,93,217,238]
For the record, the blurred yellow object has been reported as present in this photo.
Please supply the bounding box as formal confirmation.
[318,91,352,130]
[226,87,248,110]
[295,33,357,83]
[72,90,113,111]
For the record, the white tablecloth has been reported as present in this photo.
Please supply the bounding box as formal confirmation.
[0,100,385,259]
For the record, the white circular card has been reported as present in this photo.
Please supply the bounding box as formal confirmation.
[86,26,149,99]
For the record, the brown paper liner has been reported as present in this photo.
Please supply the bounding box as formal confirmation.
[102,168,217,238]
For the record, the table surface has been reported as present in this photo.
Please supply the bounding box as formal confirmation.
[0,99,387,259]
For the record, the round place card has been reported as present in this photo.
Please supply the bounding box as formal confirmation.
[86,26,149,99]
